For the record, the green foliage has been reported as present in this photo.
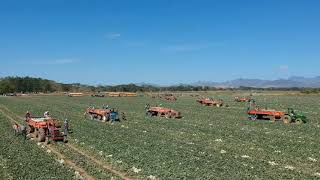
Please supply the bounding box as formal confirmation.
[0,76,218,94]
[0,115,74,179]
[301,88,320,94]
[2,76,314,95]
[1,93,320,179]
[0,76,55,93]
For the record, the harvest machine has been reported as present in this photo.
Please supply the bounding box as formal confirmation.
[247,101,307,124]
[158,94,177,101]
[91,93,105,97]
[234,96,251,102]
[84,105,120,122]
[197,98,224,107]
[26,116,67,143]
[145,104,182,119]
[163,95,177,101]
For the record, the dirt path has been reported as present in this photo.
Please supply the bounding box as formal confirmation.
[0,108,95,180]
[66,144,131,180]
[0,106,133,180]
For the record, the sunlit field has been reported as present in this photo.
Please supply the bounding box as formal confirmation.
[1,92,320,179]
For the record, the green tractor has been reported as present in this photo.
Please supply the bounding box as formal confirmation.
[282,108,307,124]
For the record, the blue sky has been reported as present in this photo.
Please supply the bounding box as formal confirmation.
[0,0,319,85]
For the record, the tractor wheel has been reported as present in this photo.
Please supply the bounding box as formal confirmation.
[38,128,46,142]
[102,115,107,122]
[283,115,291,124]
[216,104,220,107]
[90,114,94,120]
[295,118,303,125]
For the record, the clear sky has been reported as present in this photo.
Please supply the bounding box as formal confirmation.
[0,0,319,85]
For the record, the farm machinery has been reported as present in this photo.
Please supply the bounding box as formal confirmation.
[163,95,177,101]
[197,98,224,107]
[91,93,105,97]
[84,105,120,122]
[234,96,251,102]
[26,116,67,143]
[158,94,177,101]
[247,101,307,124]
[145,104,182,119]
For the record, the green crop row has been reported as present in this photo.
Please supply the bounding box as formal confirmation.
[0,114,75,179]
[0,93,320,179]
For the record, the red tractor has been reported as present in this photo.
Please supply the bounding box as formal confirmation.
[234,96,250,102]
[145,104,182,119]
[26,116,66,143]
[197,98,224,107]
[84,105,119,122]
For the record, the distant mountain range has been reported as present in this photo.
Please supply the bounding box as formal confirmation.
[191,76,320,88]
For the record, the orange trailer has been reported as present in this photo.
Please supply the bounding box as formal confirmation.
[145,106,182,119]
[197,98,224,107]
[26,117,66,143]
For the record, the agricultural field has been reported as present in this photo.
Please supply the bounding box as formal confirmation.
[0,114,75,179]
[0,91,320,179]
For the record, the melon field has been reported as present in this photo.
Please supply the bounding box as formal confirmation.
[0,92,320,179]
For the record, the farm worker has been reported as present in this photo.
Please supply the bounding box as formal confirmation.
[20,125,27,141]
[110,109,117,123]
[64,119,69,136]
[44,111,50,118]
[110,111,116,123]
[25,111,31,121]
[12,123,20,135]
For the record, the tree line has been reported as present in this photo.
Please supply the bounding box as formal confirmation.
[1,76,319,94]
[0,76,214,94]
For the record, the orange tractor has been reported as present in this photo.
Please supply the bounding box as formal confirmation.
[26,116,67,143]
[84,105,119,122]
[145,104,182,119]
[197,98,224,107]
[234,96,251,102]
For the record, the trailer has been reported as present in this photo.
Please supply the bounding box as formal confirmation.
[197,98,224,107]
[145,105,182,119]
[26,117,66,143]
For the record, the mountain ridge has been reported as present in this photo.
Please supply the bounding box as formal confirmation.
[191,76,320,88]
